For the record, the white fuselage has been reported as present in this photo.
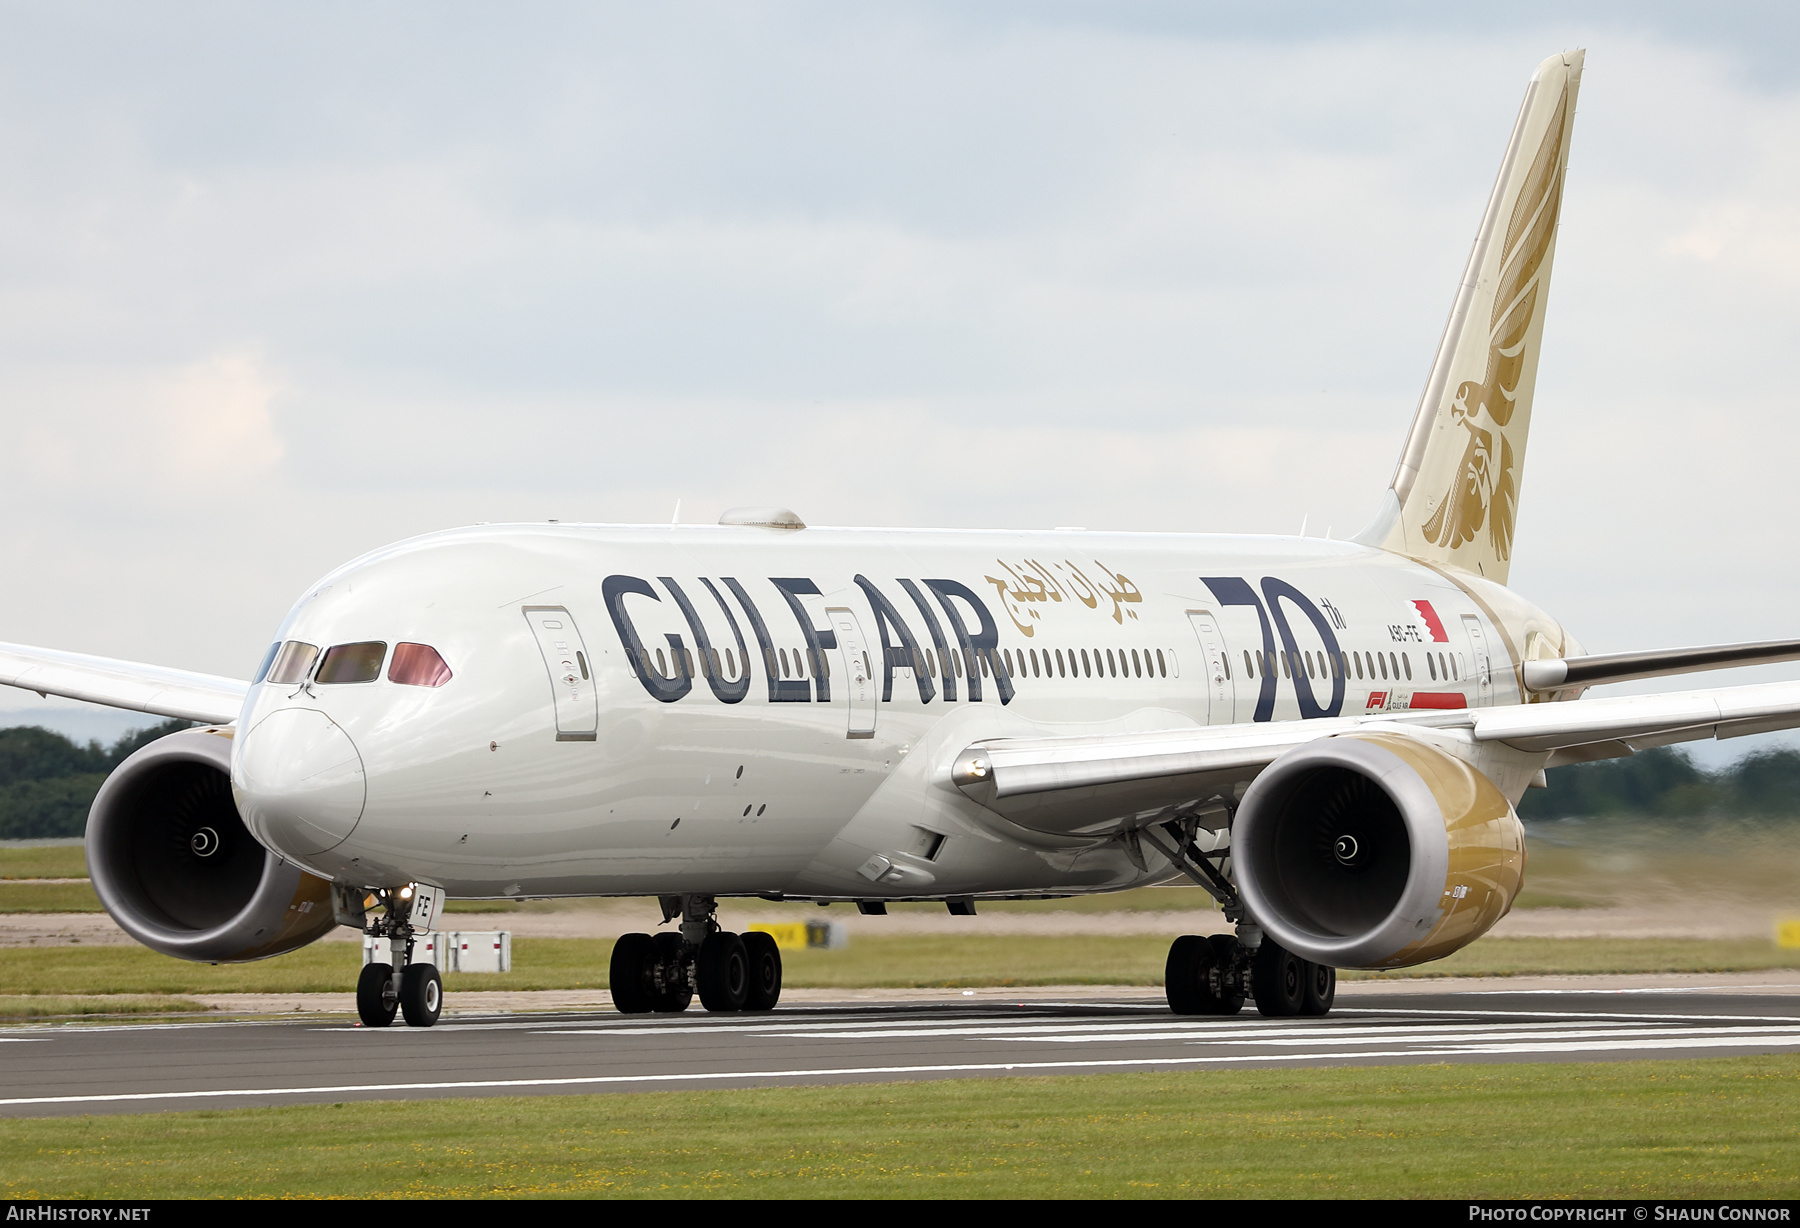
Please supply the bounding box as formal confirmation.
[230,522,1566,901]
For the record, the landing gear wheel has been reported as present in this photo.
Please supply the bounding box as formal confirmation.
[1165,934,1241,1015]
[741,930,782,1011]
[1206,934,1246,1015]
[609,933,655,1014]
[1165,935,1211,1015]
[357,962,398,1027]
[400,963,442,1028]
[696,931,749,1012]
[1301,961,1336,1016]
[1252,938,1307,1017]
[652,931,693,1013]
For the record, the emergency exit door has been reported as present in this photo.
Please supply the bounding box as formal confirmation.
[523,605,599,741]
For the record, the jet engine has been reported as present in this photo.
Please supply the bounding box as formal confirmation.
[1232,731,1525,970]
[86,726,337,963]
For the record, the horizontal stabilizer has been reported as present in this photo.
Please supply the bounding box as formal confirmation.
[0,641,248,725]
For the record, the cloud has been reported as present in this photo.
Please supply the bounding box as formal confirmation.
[9,353,284,504]
[0,9,1796,734]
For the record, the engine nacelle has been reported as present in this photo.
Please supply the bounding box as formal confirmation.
[86,727,338,963]
[1233,731,1525,970]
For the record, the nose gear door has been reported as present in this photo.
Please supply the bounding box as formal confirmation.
[523,606,599,741]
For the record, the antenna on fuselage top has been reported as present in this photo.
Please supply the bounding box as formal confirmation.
[671,498,682,525]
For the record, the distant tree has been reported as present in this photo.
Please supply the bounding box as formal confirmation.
[1719,748,1800,816]
[0,726,109,787]
[0,718,195,840]
[105,718,194,767]
[1519,743,1800,821]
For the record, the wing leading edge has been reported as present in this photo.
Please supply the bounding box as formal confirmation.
[0,641,248,725]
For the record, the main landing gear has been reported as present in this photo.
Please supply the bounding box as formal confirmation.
[609,895,782,1014]
[1164,932,1334,1017]
[1136,816,1337,1018]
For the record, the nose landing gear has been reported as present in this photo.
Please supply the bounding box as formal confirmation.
[344,881,447,1029]
[608,895,783,1015]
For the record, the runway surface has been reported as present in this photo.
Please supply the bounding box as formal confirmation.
[3,982,1799,1118]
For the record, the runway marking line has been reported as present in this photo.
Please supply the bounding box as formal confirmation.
[8,1033,1800,1110]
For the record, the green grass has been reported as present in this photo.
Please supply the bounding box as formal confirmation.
[1521,821,1800,911]
[0,1058,1796,1198]
[1339,937,1800,980]
[0,881,101,912]
[2,935,1796,998]
[0,994,205,1018]
[0,845,86,880]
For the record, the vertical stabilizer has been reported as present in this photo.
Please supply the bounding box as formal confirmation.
[1366,50,1583,585]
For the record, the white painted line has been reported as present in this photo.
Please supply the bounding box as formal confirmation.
[10,1031,1800,1110]
[1242,1026,1800,1049]
[1332,1006,1800,1025]
[1400,1034,1800,1056]
[778,1023,1797,1046]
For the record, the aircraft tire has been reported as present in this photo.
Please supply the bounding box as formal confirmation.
[1300,962,1336,1016]
[741,930,782,1011]
[1206,934,1246,1015]
[696,931,749,1012]
[356,962,398,1027]
[1166,934,1240,1015]
[400,963,442,1028]
[1252,938,1306,1017]
[609,933,656,1014]
[652,931,694,1012]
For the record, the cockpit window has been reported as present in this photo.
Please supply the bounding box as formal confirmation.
[266,641,320,686]
[389,642,453,688]
[252,643,280,685]
[316,641,387,685]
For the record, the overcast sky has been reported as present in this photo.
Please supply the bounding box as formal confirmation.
[3,3,1799,760]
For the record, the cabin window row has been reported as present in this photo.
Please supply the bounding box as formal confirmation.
[1002,646,1174,681]
[1237,648,1464,686]
[639,643,1175,687]
[639,646,874,683]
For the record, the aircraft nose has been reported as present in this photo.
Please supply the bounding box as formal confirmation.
[233,708,367,855]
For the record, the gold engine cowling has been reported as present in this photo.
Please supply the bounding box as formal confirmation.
[86,727,337,963]
[1232,731,1525,970]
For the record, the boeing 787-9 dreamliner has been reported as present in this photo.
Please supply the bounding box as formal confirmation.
[4,49,1792,1028]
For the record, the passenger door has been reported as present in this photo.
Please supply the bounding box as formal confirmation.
[827,606,877,739]
[523,606,599,741]
[1461,614,1494,708]
[1186,610,1236,725]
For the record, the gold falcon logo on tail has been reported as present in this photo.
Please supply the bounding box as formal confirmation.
[1374,51,1582,585]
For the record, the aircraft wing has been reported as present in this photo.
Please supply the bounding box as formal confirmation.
[0,641,248,725]
[951,678,1800,837]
